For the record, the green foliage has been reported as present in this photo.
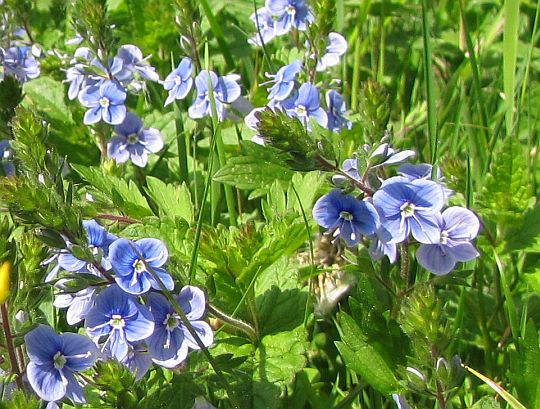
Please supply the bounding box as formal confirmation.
[357,80,391,145]
[145,176,194,223]
[0,390,41,409]
[72,0,116,55]
[23,76,74,125]
[0,76,23,139]
[508,321,540,408]
[335,311,400,395]
[73,164,153,218]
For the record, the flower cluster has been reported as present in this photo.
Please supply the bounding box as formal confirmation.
[313,145,480,276]
[162,57,242,121]
[249,0,314,45]
[32,219,213,404]
[0,45,40,82]
[65,44,159,125]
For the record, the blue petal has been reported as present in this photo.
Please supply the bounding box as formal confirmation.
[100,80,127,105]
[83,106,103,125]
[61,333,98,372]
[58,252,86,272]
[109,239,139,276]
[148,267,175,291]
[442,206,480,242]
[416,244,456,275]
[78,85,100,107]
[217,75,241,103]
[448,242,479,262]
[148,292,173,322]
[63,370,86,404]
[409,212,441,244]
[125,304,154,342]
[104,104,127,125]
[27,362,66,402]
[177,286,206,320]
[115,112,143,137]
[115,271,152,295]
[107,136,130,163]
[25,325,61,364]
[295,83,320,111]
[140,129,163,153]
[107,328,129,361]
[136,238,168,267]
[182,320,214,350]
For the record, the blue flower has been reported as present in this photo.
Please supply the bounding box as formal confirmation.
[266,0,314,34]
[147,286,213,368]
[54,283,99,325]
[25,325,98,403]
[265,60,302,102]
[65,47,95,100]
[397,163,454,199]
[249,7,277,46]
[316,32,348,71]
[0,140,15,176]
[372,176,444,244]
[108,238,174,295]
[116,44,159,82]
[416,206,480,275]
[1,46,40,82]
[163,57,193,106]
[85,284,155,361]
[326,90,351,132]
[188,70,241,121]
[313,189,379,246]
[58,219,117,274]
[283,82,328,128]
[107,112,164,167]
[79,80,127,125]
[368,143,416,168]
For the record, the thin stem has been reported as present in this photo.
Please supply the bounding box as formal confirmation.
[207,304,257,342]
[174,103,190,187]
[1,303,23,389]
[95,213,140,225]
[400,241,410,285]
[245,286,260,341]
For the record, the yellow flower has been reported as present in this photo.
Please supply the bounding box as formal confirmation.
[0,260,11,304]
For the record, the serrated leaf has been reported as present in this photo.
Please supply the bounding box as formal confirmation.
[504,202,540,253]
[213,141,293,190]
[73,165,152,218]
[335,312,399,395]
[479,137,532,226]
[145,176,193,223]
[508,320,540,408]
[22,76,73,125]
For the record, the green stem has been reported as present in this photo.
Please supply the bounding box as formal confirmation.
[174,103,189,186]
[208,304,257,343]
[245,286,260,341]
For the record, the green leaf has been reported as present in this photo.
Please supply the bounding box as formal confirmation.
[145,176,193,223]
[470,397,502,409]
[73,165,153,218]
[504,202,540,253]
[22,76,74,125]
[213,141,293,191]
[508,320,540,408]
[335,312,399,395]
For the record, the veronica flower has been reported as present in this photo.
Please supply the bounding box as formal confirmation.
[54,283,99,325]
[416,206,480,275]
[58,219,117,274]
[108,238,174,295]
[283,82,328,128]
[79,80,127,125]
[398,163,454,200]
[188,70,241,121]
[0,140,15,176]
[264,60,302,102]
[85,284,154,361]
[116,44,159,82]
[147,286,213,368]
[266,0,314,34]
[25,325,98,403]
[249,7,277,46]
[65,47,95,100]
[372,176,444,244]
[1,46,40,82]
[326,90,351,132]
[368,225,397,263]
[163,57,193,106]
[107,112,164,167]
[313,189,379,246]
[316,32,348,71]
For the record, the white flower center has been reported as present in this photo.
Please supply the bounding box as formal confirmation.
[53,351,66,369]
[286,5,296,15]
[400,202,416,218]
[133,259,145,274]
[339,211,353,221]
[127,133,139,144]
[99,97,110,108]
[295,105,307,117]
[110,314,125,329]
[440,230,449,245]
[163,313,180,331]
[174,76,182,86]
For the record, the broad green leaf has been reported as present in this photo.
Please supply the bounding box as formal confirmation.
[335,312,399,395]
[23,76,73,125]
[145,176,193,223]
[213,142,293,191]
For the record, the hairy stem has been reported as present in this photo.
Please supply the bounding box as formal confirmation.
[1,303,23,389]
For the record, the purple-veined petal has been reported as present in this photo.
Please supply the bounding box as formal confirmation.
[442,207,480,242]
[115,112,143,137]
[416,244,456,276]
[61,332,98,371]
[83,106,103,125]
[148,267,175,291]
[25,325,61,364]
[448,242,479,262]
[27,362,66,402]
[409,212,441,244]
[109,239,139,276]
[177,286,207,320]
[136,238,168,267]
[140,128,163,153]
[104,104,127,125]
[182,320,214,350]
[63,370,86,404]
[107,136,130,163]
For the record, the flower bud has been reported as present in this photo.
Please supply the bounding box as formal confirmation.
[0,260,12,304]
